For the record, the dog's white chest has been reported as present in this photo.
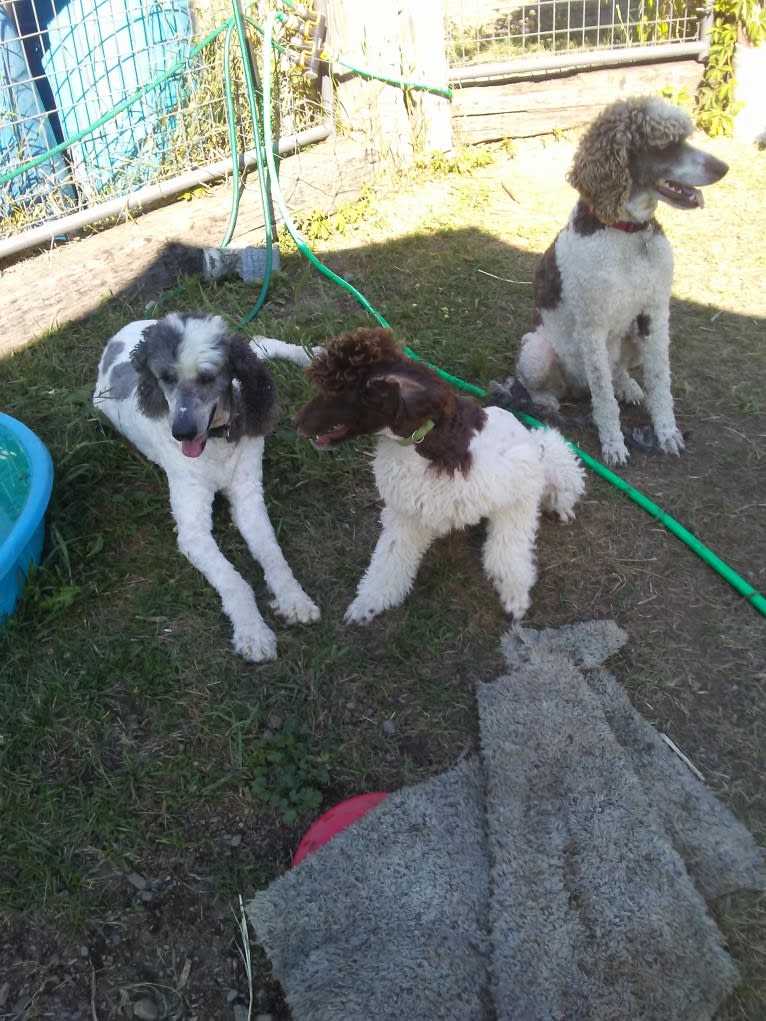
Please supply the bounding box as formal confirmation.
[372,411,544,534]
[561,225,672,292]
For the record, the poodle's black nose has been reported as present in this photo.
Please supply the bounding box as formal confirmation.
[172,411,200,441]
[706,153,729,183]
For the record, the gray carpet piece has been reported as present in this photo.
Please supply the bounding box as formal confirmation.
[478,653,739,1021]
[248,758,492,1021]
[500,618,629,670]
[246,621,764,1020]
[500,622,765,901]
[584,665,766,901]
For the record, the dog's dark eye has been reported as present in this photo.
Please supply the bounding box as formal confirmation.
[160,372,177,385]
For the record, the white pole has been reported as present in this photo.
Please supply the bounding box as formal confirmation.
[0,123,332,261]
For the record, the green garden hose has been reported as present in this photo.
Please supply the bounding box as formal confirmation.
[223,4,275,321]
[256,9,766,618]
[4,0,761,617]
[330,56,453,99]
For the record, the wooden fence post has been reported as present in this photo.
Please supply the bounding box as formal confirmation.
[399,0,452,154]
[326,0,452,165]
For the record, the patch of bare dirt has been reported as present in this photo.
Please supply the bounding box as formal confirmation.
[0,807,294,1020]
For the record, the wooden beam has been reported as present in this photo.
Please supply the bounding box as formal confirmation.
[451,60,704,142]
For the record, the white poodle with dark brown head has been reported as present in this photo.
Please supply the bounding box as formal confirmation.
[293,327,585,623]
[515,95,728,466]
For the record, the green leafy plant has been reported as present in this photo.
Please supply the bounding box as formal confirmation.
[292,184,376,241]
[697,0,766,135]
[247,717,329,823]
[659,85,693,108]
[413,147,495,176]
[634,0,696,44]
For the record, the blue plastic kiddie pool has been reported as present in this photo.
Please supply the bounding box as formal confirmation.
[0,413,54,625]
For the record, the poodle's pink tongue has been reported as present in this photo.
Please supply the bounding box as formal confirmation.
[182,436,207,458]
[315,425,348,448]
[312,422,347,447]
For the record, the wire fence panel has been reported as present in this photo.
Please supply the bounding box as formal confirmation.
[2,0,197,233]
[0,0,327,244]
[2,0,704,245]
[445,0,702,68]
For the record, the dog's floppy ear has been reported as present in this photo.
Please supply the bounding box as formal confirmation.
[567,103,633,224]
[130,326,168,418]
[227,334,277,437]
[367,370,434,426]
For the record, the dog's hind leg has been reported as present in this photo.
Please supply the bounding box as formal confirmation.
[168,479,278,662]
[483,498,540,620]
[613,325,645,405]
[345,506,435,624]
[613,370,644,405]
[229,486,321,626]
[516,328,566,413]
[538,430,586,522]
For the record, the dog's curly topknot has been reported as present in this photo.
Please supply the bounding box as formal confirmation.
[567,95,693,224]
[306,327,403,391]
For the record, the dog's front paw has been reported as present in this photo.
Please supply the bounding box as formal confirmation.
[615,378,644,405]
[233,624,278,662]
[271,591,321,625]
[656,427,685,456]
[344,597,383,625]
[601,438,630,467]
[501,591,531,621]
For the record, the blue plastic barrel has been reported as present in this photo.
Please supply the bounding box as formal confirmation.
[41,0,193,197]
[0,5,76,222]
[0,413,54,625]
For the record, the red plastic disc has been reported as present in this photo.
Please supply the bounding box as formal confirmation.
[292,792,390,866]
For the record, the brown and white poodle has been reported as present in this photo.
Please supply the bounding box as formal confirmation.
[514,95,728,466]
[293,328,585,622]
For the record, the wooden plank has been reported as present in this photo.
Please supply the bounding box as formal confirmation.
[0,137,377,355]
[451,60,704,142]
[399,0,453,152]
[328,0,414,163]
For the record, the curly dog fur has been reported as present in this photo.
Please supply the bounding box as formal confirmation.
[516,96,728,466]
[293,328,585,622]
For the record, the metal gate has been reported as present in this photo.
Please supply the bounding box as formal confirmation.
[445,0,706,80]
[0,0,328,254]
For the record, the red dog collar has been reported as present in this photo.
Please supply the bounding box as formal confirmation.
[610,219,651,233]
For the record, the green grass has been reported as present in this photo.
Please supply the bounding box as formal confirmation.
[1,137,764,1018]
